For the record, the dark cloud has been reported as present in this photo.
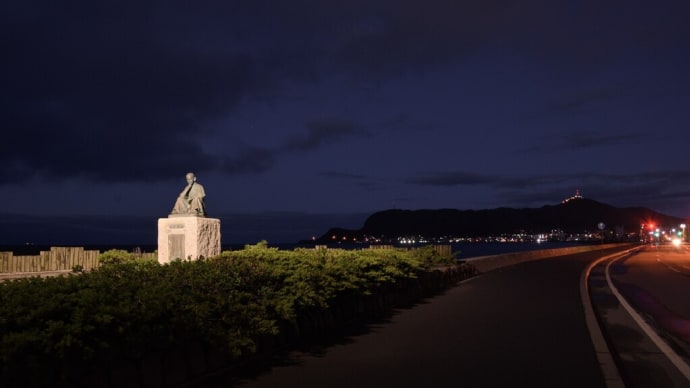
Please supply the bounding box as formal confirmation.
[405,172,497,186]
[523,131,645,153]
[378,114,441,134]
[326,1,690,79]
[221,148,276,175]
[319,170,382,192]
[547,85,631,115]
[218,118,367,175]
[320,171,369,180]
[564,133,644,150]
[286,119,367,151]
[501,171,690,193]
[2,1,397,185]
[2,2,271,184]
[330,2,512,77]
[497,174,582,190]
[403,169,690,215]
[2,0,688,199]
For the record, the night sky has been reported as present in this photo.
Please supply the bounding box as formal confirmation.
[3,2,690,243]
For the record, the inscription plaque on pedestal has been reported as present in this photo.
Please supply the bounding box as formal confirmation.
[169,234,185,261]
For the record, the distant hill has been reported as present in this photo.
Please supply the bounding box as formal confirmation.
[315,198,686,242]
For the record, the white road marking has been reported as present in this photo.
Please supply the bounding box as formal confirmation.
[657,257,683,273]
[606,255,690,381]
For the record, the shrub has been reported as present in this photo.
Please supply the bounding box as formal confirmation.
[0,244,472,386]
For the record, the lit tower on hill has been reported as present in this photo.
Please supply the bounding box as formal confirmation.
[562,189,583,204]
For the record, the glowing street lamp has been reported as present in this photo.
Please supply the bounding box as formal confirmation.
[681,224,686,242]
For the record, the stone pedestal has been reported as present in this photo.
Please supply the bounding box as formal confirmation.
[157,217,221,264]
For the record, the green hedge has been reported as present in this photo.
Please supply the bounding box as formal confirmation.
[0,243,474,386]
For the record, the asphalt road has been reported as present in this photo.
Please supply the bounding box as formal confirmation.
[593,243,690,387]
[195,246,632,388]
[610,243,690,343]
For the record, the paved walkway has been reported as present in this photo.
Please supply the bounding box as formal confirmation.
[196,247,631,388]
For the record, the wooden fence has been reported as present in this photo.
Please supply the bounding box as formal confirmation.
[0,247,101,273]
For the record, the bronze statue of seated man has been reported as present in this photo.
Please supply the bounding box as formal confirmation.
[170,172,207,217]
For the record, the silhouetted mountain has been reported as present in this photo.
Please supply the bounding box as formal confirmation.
[315,198,686,242]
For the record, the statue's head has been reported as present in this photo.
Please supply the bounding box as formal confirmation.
[185,172,196,183]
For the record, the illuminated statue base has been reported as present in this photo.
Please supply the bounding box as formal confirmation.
[157,216,221,264]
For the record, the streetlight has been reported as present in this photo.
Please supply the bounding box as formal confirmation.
[681,224,686,242]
